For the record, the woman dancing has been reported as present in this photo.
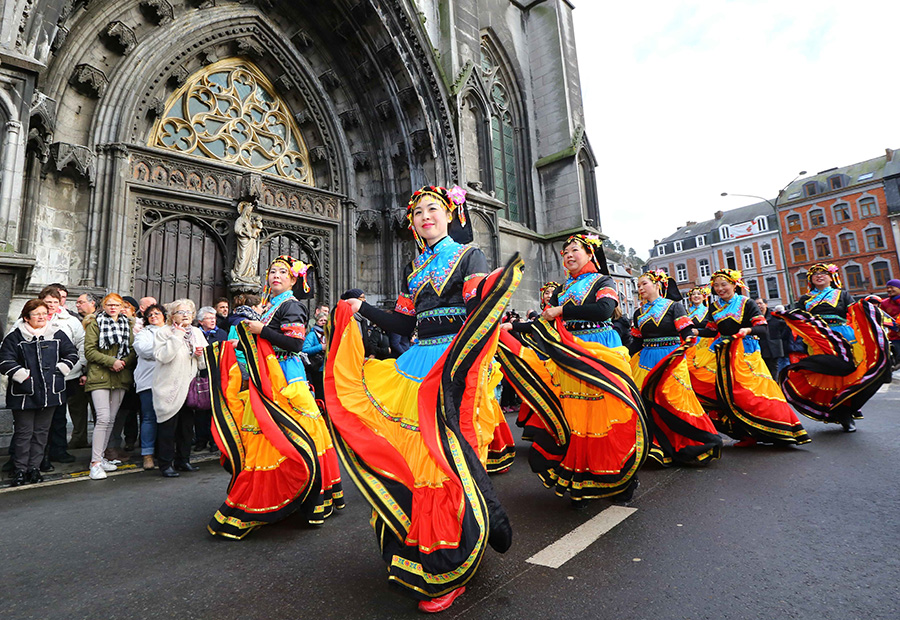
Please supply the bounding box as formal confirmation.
[692,270,810,447]
[498,234,648,507]
[326,185,517,613]
[206,256,343,539]
[629,271,722,466]
[776,263,892,432]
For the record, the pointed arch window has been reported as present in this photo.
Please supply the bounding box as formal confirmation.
[150,59,314,185]
[480,40,522,223]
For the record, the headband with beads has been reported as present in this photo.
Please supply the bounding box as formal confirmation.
[406,185,467,250]
[806,263,842,290]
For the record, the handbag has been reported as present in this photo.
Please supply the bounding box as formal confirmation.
[186,374,211,410]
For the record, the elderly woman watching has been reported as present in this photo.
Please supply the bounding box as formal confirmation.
[133,303,167,469]
[193,305,225,452]
[152,299,207,477]
[0,300,78,486]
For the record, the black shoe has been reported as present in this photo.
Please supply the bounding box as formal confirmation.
[1,459,13,473]
[174,462,199,472]
[28,468,44,484]
[160,466,180,478]
[39,457,55,473]
[12,470,27,487]
[841,418,857,433]
[194,440,207,452]
[51,452,76,464]
[613,477,640,506]
[123,443,134,452]
[570,497,589,511]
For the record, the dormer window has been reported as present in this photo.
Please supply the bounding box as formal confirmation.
[696,235,706,247]
[656,245,666,256]
[756,216,769,232]
[674,240,683,252]
[803,181,818,197]
[828,175,843,190]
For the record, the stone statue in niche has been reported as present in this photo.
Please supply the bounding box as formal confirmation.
[230,201,264,288]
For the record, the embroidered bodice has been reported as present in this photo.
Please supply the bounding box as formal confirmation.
[798,287,852,324]
[686,303,708,328]
[260,292,307,356]
[552,269,618,330]
[628,299,692,354]
[702,294,766,337]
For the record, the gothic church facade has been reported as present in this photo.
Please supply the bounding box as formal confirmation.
[0,0,600,319]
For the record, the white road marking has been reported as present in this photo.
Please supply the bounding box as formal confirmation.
[526,505,638,568]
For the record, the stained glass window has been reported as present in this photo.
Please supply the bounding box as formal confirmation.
[150,59,314,185]
[481,41,521,223]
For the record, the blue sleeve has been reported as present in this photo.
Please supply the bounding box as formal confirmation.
[302,331,323,355]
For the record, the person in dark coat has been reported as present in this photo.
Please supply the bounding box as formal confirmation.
[0,299,78,486]
[755,298,787,379]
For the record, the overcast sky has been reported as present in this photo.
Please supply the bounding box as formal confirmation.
[572,0,900,259]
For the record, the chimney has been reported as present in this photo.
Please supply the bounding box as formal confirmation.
[887,148,895,162]
[714,210,724,220]
[653,239,659,245]
[686,220,697,226]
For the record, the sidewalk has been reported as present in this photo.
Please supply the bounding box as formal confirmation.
[0,444,223,492]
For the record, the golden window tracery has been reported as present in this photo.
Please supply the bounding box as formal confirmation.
[150,59,314,185]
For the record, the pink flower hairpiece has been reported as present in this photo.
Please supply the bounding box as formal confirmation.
[827,265,839,273]
[447,185,467,206]
[290,261,309,278]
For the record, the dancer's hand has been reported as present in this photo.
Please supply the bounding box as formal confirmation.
[344,298,362,314]
[500,322,513,331]
[246,320,264,335]
[542,306,562,321]
[737,327,752,337]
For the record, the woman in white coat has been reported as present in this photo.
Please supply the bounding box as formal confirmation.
[133,304,167,470]
[152,299,207,478]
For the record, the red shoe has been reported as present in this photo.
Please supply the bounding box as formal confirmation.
[418,587,465,613]
[733,437,758,448]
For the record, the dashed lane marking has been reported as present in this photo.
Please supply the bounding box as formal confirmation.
[526,505,638,569]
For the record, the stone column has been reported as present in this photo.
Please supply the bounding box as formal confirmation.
[0,120,22,247]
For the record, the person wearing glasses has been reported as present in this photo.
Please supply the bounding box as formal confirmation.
[132,303,167,469]
[152,300,207,478]
[84,293,136,480]
[0,300,78,486]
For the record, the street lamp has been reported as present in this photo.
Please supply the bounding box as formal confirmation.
[721,171,807,303]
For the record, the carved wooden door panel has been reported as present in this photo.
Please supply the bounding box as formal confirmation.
[135,217,227,307]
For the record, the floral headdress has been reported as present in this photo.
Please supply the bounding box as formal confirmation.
[406,185,469,250]
[540,281,561,296]
[561,233,609,275]
[806,263,842,290]
[640,269,669,295]
[710,268,746,292]
[262,254,312,303]
[687,285,711,305]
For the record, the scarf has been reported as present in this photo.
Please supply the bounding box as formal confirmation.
[232,305,261,322]
[96,311,131,359]
[19,322,51,341]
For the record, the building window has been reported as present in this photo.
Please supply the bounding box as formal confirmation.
[674,240,683,252]
[696,235,706,247]
[660,266,669,275]
[766,276,779,299]
[791,241,807,262]
[725,250,736,270]
[859,197,878,217]
[786,214,802,233]
[698,258,711,279]
[761,244,774,266]
[803,181,818,197]
[481,40,522,223]
[872,261,890,287]
[676,263,688,282]
[838,232,858,254]
[797,272,808,292]
[742,247,755,269]
[756,216,769,231]
[656,245,666,256]
[719,225,731,240]
[809,208,826,227]
[814,237,831,258]
[828,175,843,190]
[845,265,864,289]
[833,203,851,222]
[865,227,885,250]
[746,278,759,300]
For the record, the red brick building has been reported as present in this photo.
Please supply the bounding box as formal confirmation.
[777,151,900,299]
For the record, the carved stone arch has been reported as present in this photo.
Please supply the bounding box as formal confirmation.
[135,212,229,307]
[469,208,499,269]
[458,82,491,191]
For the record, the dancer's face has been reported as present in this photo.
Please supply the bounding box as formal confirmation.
[541,287,556,304]
[810,272,831,289]
[411,197,451,245]
[689,291,704,305]
[712,277,735,300]
[637,277,659,301]
[268,264,297,296]
[561,241,591,275]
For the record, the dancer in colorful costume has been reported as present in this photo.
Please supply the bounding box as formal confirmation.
[498,234,648,507]
[776,263,892,432]
[325,185,516,613]
[206,256,343,539]
[629,271,722,466]
[692,269,810,447]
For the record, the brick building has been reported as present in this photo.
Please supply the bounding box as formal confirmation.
[646,202,789,305]
[777,151,900,299]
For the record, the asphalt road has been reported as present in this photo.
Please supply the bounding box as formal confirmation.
[3,380,899,620]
